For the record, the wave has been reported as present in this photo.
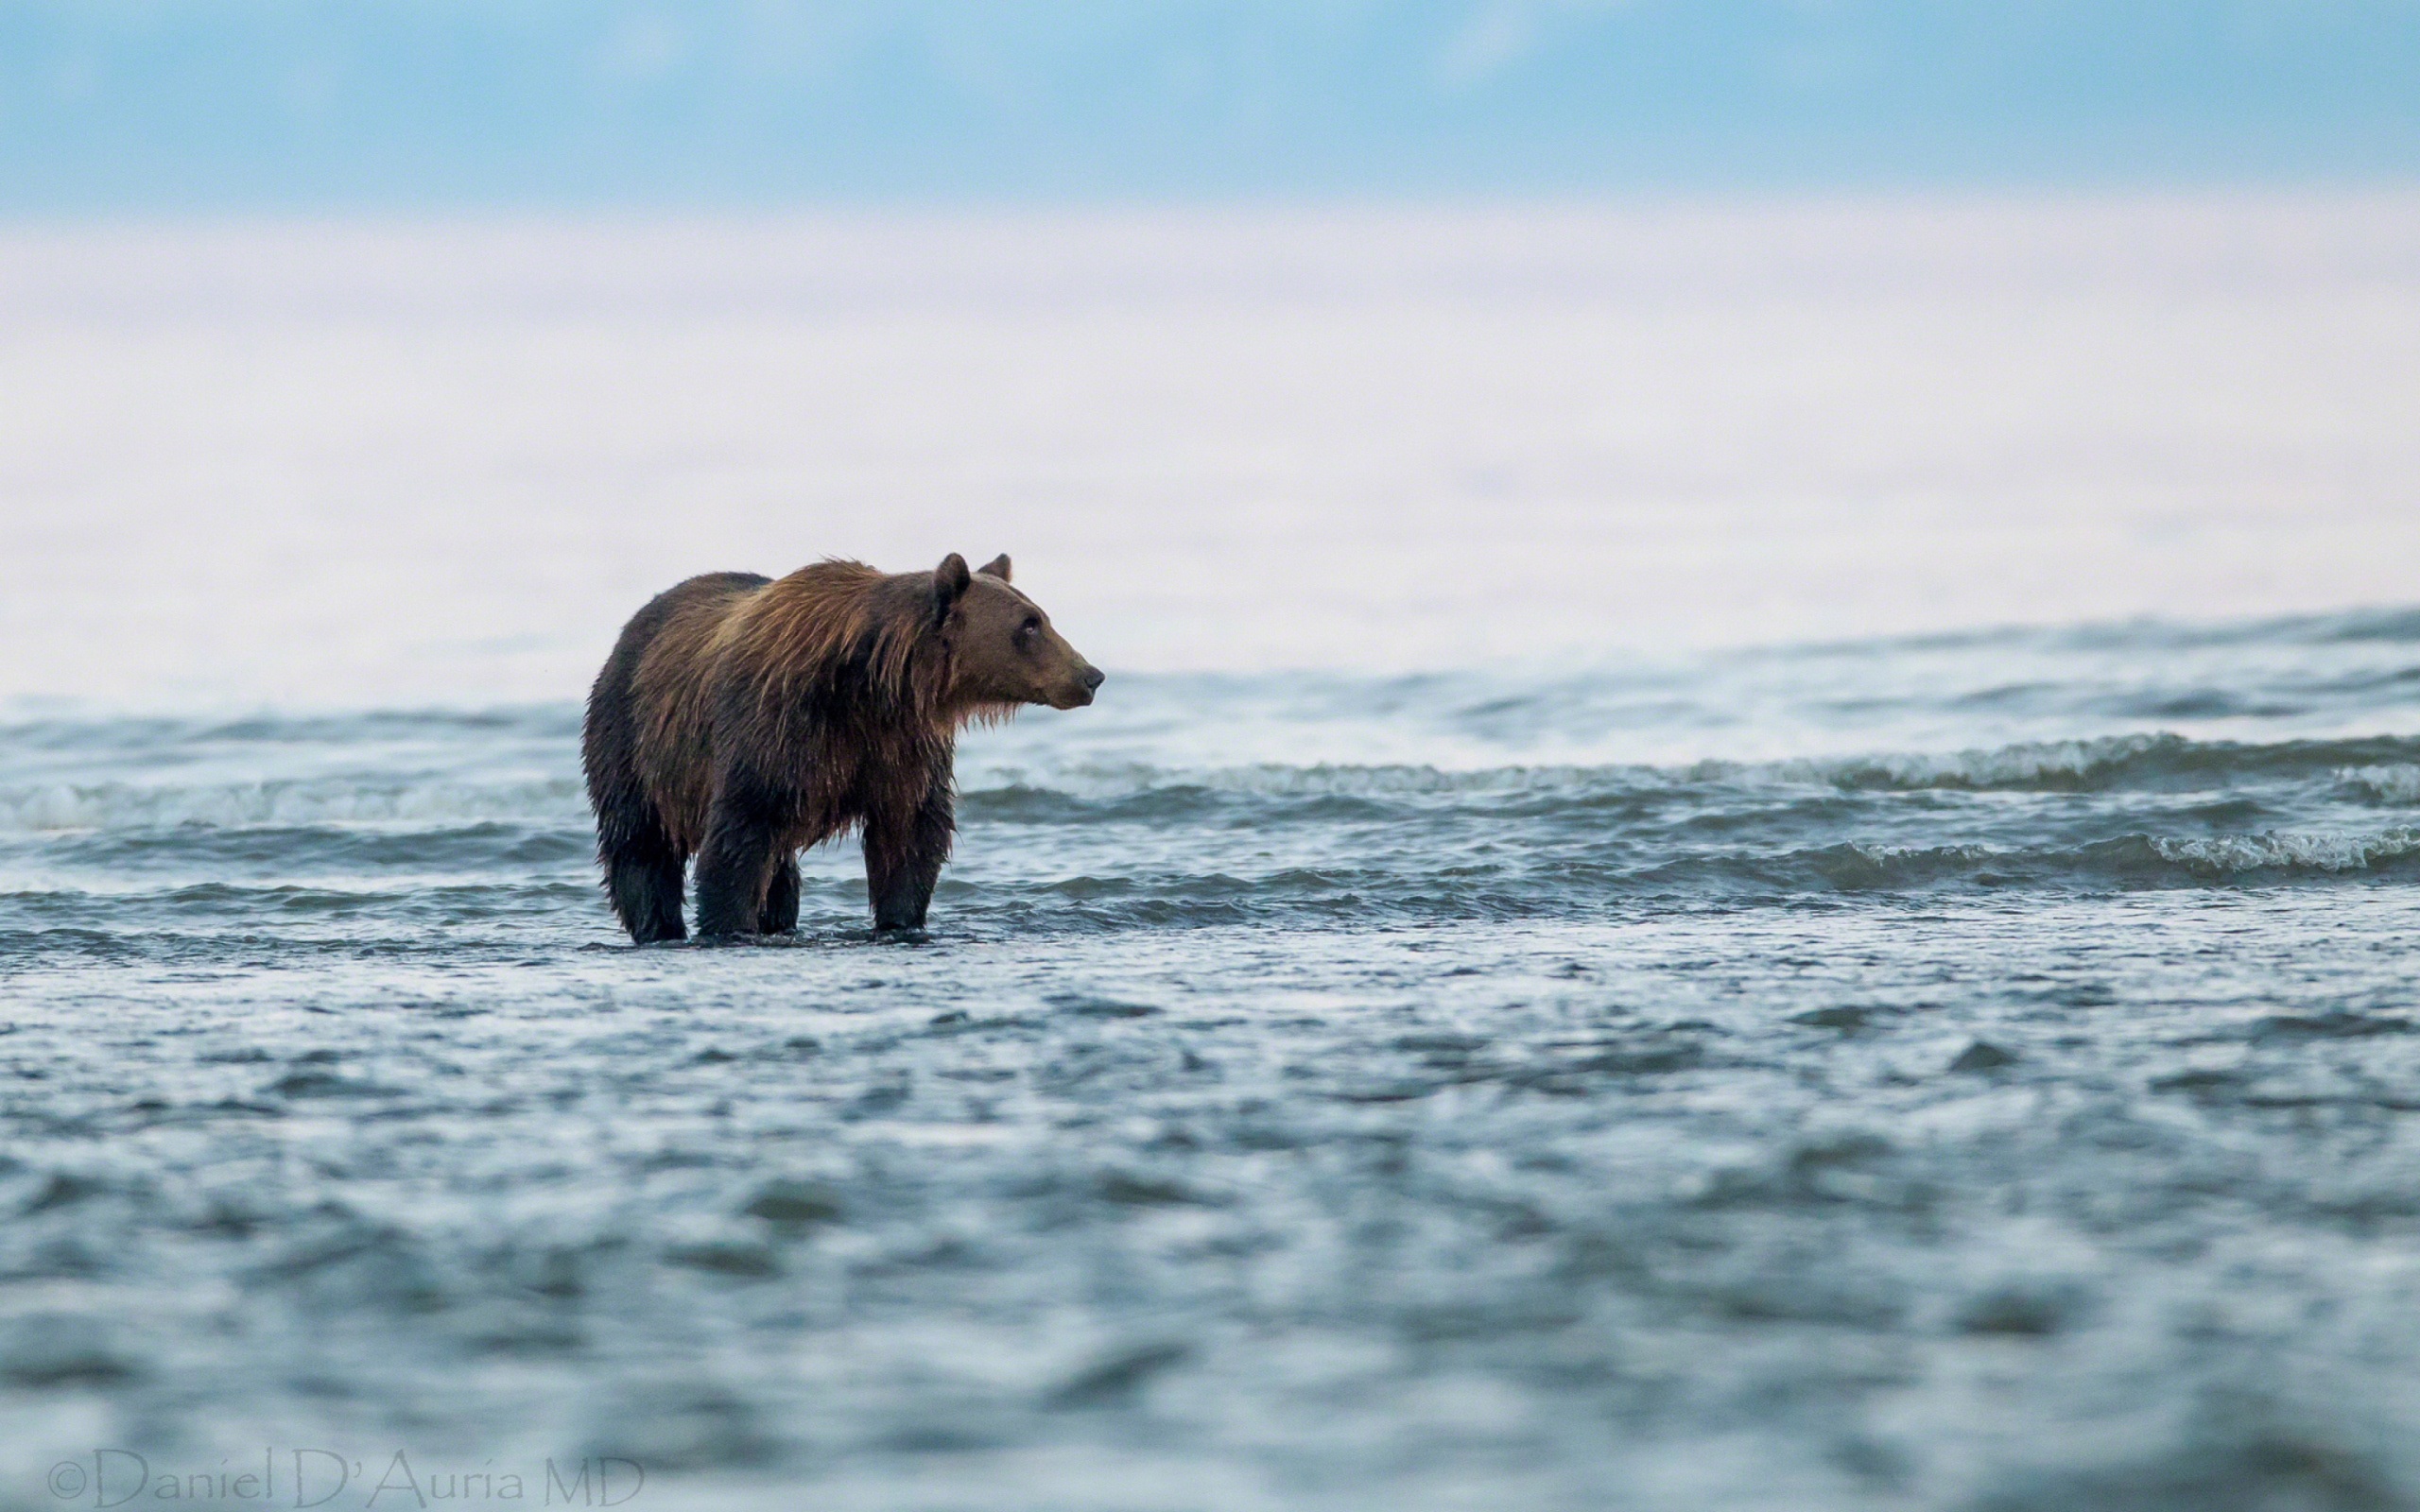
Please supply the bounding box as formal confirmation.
[1754,733,2420,794]
[992,825,2420,911]
[3,719,2416,926]
[8,733,2418,841]
[0,779,588,834]
[966,733,2420,812]
[1,823,2411,951]
[0,878,597,924]
[974,827,2420,926]
[0,706,580,749]
[1789,605,2420,656]
[24,821,594,874]
[2337,764,2420,806]
[1662,828,2420,894]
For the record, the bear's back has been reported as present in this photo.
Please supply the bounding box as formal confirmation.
[627,572,774,848]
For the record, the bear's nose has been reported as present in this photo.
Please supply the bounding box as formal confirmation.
[1083,665,1106,692]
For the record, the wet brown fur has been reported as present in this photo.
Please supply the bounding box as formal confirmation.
[582,554,1099,941]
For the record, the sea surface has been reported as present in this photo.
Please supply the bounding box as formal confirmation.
[8,610,2420,1511]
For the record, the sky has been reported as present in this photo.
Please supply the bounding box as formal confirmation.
[3,5,2417,702]
[3,1,2418,210]
[8,196,2419,704]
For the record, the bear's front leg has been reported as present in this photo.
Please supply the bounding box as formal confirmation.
[863,775,955,933]
[692,779,786,938]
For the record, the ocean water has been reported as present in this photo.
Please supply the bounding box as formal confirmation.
[5,199,2420,1511]
[8,611,2420,1511]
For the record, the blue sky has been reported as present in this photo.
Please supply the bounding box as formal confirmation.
[4,1,2417,209]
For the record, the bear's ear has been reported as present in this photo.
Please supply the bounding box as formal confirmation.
[977,554,1011,582]
[933,553,973,624]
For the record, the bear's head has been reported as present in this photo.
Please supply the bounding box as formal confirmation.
[932,553,1103,712]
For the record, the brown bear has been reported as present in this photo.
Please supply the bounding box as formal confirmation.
[580,553,1101,942]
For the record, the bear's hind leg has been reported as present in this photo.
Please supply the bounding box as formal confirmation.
[692,780,785,938]
[759,855,801,935]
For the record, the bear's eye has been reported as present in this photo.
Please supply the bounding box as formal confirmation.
[1017,616,1041,644]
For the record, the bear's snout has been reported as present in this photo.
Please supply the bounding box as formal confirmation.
[1055,664,1103,709]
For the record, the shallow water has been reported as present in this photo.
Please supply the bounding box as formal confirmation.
[7,610,2420,1510]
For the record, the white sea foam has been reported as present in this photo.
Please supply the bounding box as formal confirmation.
[2341,765,2420,805]
[1779,735,2185,790]
[2150,829,2420,873]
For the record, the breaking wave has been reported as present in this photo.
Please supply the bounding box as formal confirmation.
[961,733,2420,811]
[5,706,2420,934]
